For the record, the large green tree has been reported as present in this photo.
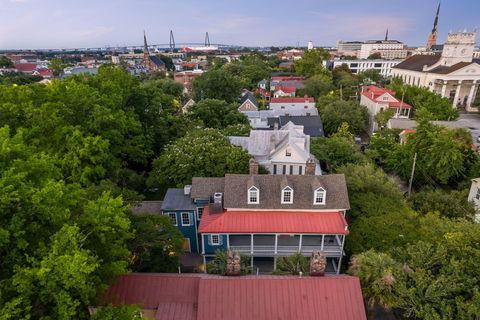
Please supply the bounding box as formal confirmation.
[191,69,243,103]
[317,96,368,136]
[294,49,331,77]
[187,99,249,129]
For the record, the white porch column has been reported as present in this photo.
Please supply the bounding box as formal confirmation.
[274,234,278,254]
[453,81,462,107]
[466,82,477,108]
[226,234,230,249]
[321,235,325,251]
[441,81,447,98]
[250,234,254,254]
[298,234,303,252]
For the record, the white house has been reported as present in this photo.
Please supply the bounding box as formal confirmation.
[330,59,401,77]
[392,30,480,111]
[269,97,316,114]
[360,85,412,133]
[229,122,321,175]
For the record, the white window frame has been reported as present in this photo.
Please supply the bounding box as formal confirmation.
[314,187,326,205]
[181,212,191,226]
[211,234,220,245]
[281,186,294,204]
[167,212,177,226]
[248,186,259,204]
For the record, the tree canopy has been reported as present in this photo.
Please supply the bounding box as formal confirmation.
[191,69,243,103]
[187,99,249,129]
[317,96,369,136]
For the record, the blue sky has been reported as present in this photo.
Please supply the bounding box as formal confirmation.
[0,0,478,49]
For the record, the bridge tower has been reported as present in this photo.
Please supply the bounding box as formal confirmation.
[205,32,210,47]
[169,30,175,52]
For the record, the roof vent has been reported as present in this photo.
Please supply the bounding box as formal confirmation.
[184,185,192,196]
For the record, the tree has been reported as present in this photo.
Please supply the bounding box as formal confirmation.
[0,55,14,68]
[358,69,384,85]
[187,99,249,129]
[191,69,243,103]
[148,129,250,189]
[48,58,67,76]
[294,48,331,77]
[409,189,476,219]
[374,108,395,130]
[91,304,142,320]
[274,252,310,275]
[128,214,184,272]
[317,96,368,136]
[310,135,365,173]
[222,123,251,136]
[367,52,382,60]
[297,73,333,99]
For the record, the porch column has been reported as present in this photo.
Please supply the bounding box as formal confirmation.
[321,235,325,251]
[298,234,303,252]
[274,234,278,254]
[273,257,277,271]
[441,81,447,98]
[453,81,462,107]
[226,234,230,249]
[250,234,254,254]
[466,82,477,108]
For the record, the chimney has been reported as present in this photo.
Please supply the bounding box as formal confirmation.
[274,120,279,130]
[211,192,224,213]
[305,158,316,175]
[184,185,192,195]
[249,158,259,175]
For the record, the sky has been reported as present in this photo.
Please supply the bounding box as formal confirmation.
[0,0,479,49]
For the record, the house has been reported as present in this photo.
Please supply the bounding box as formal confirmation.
[360,85,412,133]
[161,188,199,253]
[238,91,258,112]
[467,178,480,222]
[273,86,296,98]
[14,63,38,74]
[174,69,204,93]
[270,76,305,91]
[98,273,367,320]
[392,30,480,111]
[268,114,325,137]
[142,32,166,73]
[229,122,321,175]
[269,96,316,114]
[194,172,350,273]
[258,79,268,90]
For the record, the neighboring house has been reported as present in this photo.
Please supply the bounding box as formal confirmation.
[63,66,98,77]
[270,75,305,91]
[258,79,268,90]
[242,107,319,130]
[279,61,295,69]
[360,85,412,133]
[269,97,316,114]
[268,114,325,137]
[467,178,480,222]
[34,69,54,79]
[229,122,321,175]
[14,63,38,74]
[330,59,401,77]
[161,188,199,253]
[182,99,195,114]
[273,86,296,98]
[193,172,350,273]
[98,273,367,320]
[174,69,204,93]
[238,91,258,112]
[392,30,480,111]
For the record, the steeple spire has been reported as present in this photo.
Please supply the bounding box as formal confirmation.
[385,28,389,41]
[432,2,440,33]
[143,30,149,56]
[426,2,440,50]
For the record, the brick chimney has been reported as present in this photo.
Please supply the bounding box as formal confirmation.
[249,158,259,175]
[305,158,316,175]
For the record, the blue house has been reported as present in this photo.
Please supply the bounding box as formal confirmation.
[161,188,199,253]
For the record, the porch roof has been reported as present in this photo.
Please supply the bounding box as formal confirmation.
[198,206,348,234]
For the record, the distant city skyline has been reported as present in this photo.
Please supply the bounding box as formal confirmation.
[0,0,479,50]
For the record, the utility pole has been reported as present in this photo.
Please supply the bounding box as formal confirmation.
[408,152,417,197]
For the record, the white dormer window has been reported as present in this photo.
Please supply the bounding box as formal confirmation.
[314,187,326,205]
[248,186,259,204]
[282,186,293,204]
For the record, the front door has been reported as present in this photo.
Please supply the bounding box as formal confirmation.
[183,238,191,253]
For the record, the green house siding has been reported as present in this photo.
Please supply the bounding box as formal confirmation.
[202,234,227,254]
[163,210,199,253]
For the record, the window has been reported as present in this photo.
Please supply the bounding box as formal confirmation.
[181,212,191,226]
[273,164,277,174]
[248,186,259,204]
[282,187,293,204]
[282,165,286,174]
[304,105,308,109]
[314,187,326,205]
[289,165,293,175]
[281,106,285,109]
[476,188,480,200]
[285,149,291,157]
[168,212,177,225]
[211,234,220,245]
[299,166,303,175]
[197,207,203,220]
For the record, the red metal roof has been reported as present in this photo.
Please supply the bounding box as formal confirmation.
[361,85,412,109]
[14,63,37,73]
[271,97,315,103]
[100,273,367,320]
[275,86,297,93]
[197,276,366,320]
[198,207,348,234]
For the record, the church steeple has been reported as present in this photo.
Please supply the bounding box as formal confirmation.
[385,28,389,41]
[143,30,150,56]
[426,2,440,50]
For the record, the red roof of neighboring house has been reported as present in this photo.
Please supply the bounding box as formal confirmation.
[361,85,412,109]
[14,63,37,73]
[270,97,315,103]
[400,129,416,135]
[37,69,54,77]
[198,206,348,234]
[101,273,367,320]
[275,86,297,94]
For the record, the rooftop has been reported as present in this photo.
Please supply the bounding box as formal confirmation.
[271,97,315,103]
[161,188,196,211]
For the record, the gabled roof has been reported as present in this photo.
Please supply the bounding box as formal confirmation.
[392,54,441,71]
[150,55,166,67]
[239,91,258,108]
[14,63,37,72]
[129,201,163,215]
[161,188,196,211]
[271,97,315,103]
[428,61,478,74]
[198,206,348,234]
[101,273,367,320]
[276,115,325,137]
[361,85,412,109]
[191,177,225,199]
[275,86,297,94]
